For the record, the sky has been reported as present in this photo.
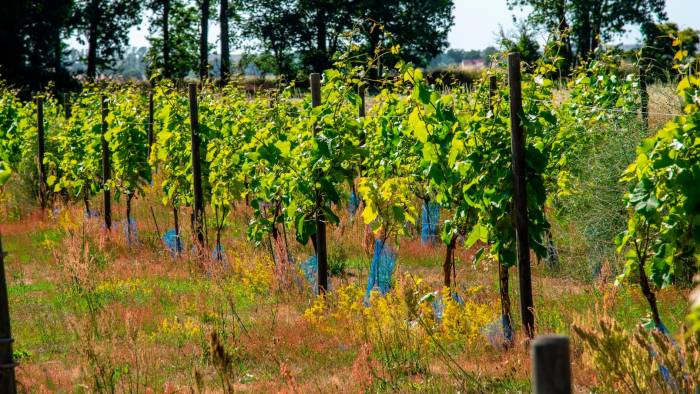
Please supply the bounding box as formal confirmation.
[449,0,700,50]
[75,0,700,52]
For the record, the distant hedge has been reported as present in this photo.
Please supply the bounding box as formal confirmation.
[426,67,482,88]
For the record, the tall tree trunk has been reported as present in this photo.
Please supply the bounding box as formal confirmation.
[1,0,24,83]
[367,23,380,88]
[54,27,63,78]
[555,0,572,73]
[220,0,230,83]
[590,0,602,54]
[315,6,327,72]
[162,0,171,78]
[576,4,592,60]
[443,234,457,288]
[86,0,100,79]
[199,0,210,80]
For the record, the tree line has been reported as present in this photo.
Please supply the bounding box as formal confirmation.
[0,0,455,94]
[506,0,699,78]
[1,0,698,96]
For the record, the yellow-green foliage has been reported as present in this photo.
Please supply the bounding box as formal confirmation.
[228,256,274,294]
[303,275,494,348]
[303,283,364,336]
[151,316,203,347]
[95,278,153,300]
[439,286,493,345]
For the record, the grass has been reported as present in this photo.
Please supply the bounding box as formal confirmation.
[3,83,694,392]
[3,200,689,392]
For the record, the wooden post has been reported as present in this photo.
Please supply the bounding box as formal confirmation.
[358,85,366,118]
[148,90,154,158]
[531,335,572,394]
[64,93,71,119]
[198,0,210,80]
[310,73,328,293]
[640,67,649,130]
[36,97,47,210]
[219,0,230,84]
[101,95,112,230]
[508,52,534,338]
[0,235,17,394]
[488,75,498,111]
[188,83,205,248]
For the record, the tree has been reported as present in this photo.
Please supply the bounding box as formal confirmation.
[242,1,304,78]
[197,0,211,79]
[375,0,454,66]
[71,0,143,79]
[482,46,498,60]
[498,24,541,64]
[220,0,230,82]
[238,52,277,77]
[508,0,666,65]
[243,0,454,79]
[0,0,24,86]
[147,0,199,79]
[353,0,454,81]
[22,0,74,89]
[218,0,240,83]
[428,48,483,68]
[0,0,74,93]
[296,0,355,73]
[641,22,699,82]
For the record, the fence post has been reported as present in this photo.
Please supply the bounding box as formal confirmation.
[64,93,71,119]
[188,83,205,248]
[310,73,328,294]
[0,235,17,394]
[148,90,154,159]
[101,95,112,230]
[36,97,47,210]
[358,85,366,118]
[508,52,534,338]
[531,335,572,394]
[640,66,649,130]
[488,75,498,111]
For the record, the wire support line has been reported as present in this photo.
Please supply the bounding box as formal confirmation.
[526,97,684,118]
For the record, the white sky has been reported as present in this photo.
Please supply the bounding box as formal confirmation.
[449,0,700,49]
[71,0,700,52]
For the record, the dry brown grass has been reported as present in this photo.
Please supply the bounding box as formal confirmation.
[2,187,689,392]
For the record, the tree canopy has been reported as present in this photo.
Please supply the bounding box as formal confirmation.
[226,0,455,79]
[147,0,200,79]
[2,0,697,92]
[507,0,667,68]
[71,0,143,79]
[641,22,700,82]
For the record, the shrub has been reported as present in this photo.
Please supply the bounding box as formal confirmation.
[426,67,480,88]
[328,244,349,277]
[574,316,700,393]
